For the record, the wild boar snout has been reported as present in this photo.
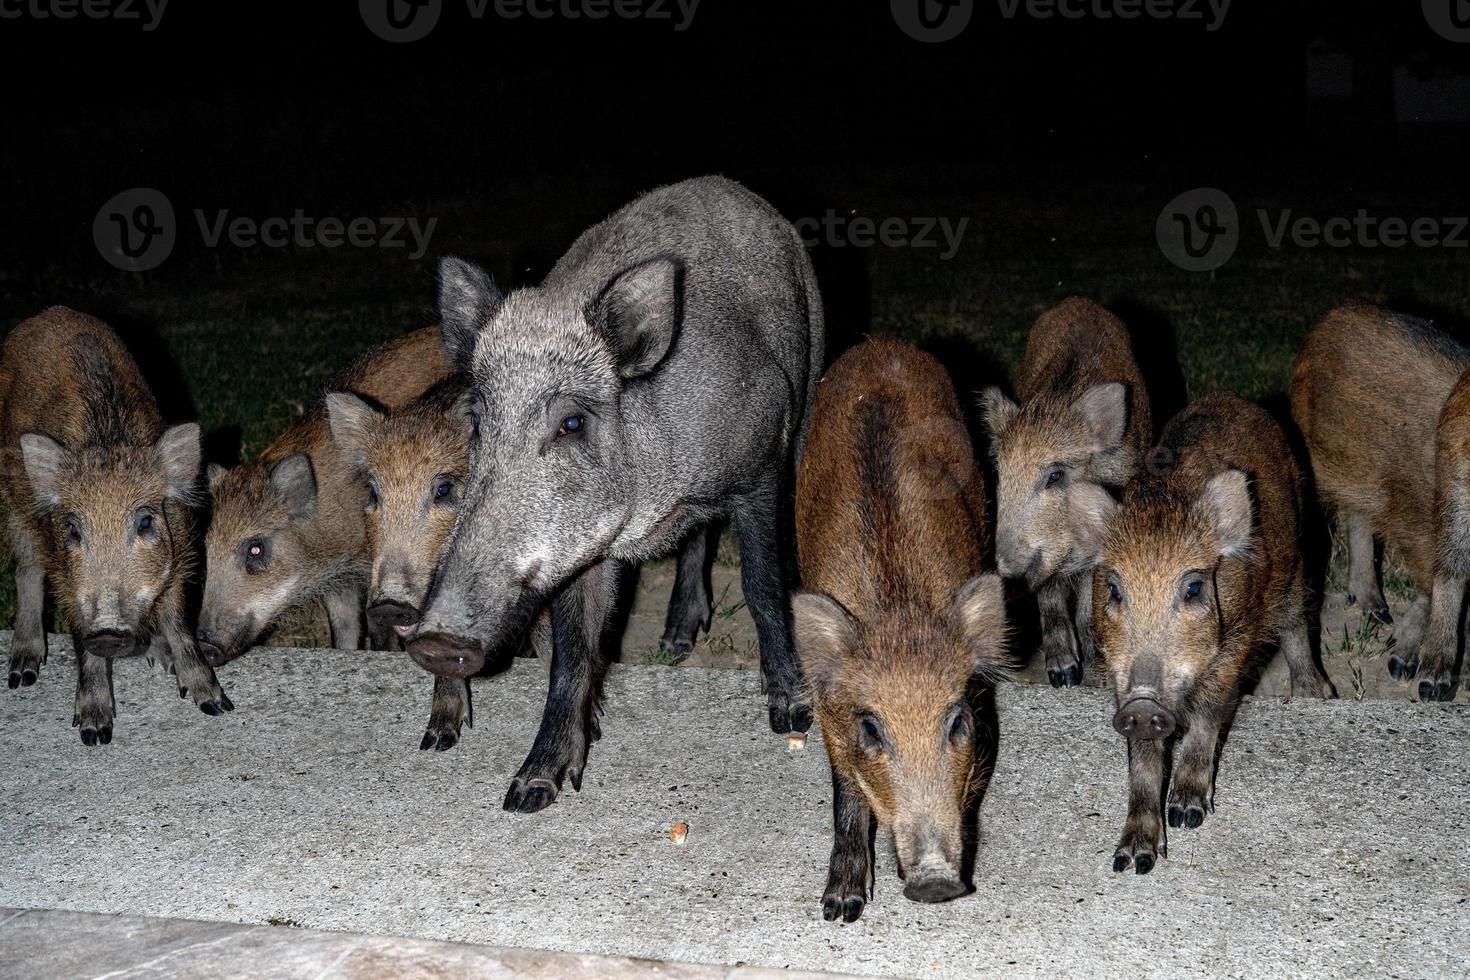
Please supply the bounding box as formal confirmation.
[896,821,968,904]
[82,628,138,659]
[367,599,420,638]
[1112,696,1176,740]
[407,631,485,678]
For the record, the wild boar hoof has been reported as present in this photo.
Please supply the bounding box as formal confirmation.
[821,893,866,923]
[420,728,459,752]
[768,692,813,735]
[8,668,37,689]
[1111,830,1160,874]
[503,778,561,814]
[1167,803,1207,829]
[1048,663,1083,688]
[1418,677,1455,703]
[657,638,695,664]
[77,723,113,746]
[196,692,235,716]
[1387,652,1420,681]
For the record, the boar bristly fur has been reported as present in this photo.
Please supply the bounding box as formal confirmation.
[982,298,1150,689]
[1290,302,1469,701]
[0,307,231,743]
[1093,392,1334,875]
[794,338,1008,923]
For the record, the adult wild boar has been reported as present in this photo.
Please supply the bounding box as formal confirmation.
[982,298,1150,688]
[0,307,231,743]
[792,338,1008,922]
[1092,393,1334,874]
[325,379,720,750]
[198,326,452,666]
[1291,302,1467,701]
[409,176,824,813]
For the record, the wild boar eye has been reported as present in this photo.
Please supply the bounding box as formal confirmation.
[366,482,379,507]
[948,705,973,744]
[135,511,155,535]
[1107,581,1122,603]
[1184,579,1204,601]
[434,480,454,501]
[1045,468,1065,488]
[857,714,885,752]
[558,415,585,438]
[65,516,83,545]
[243,537,270,572]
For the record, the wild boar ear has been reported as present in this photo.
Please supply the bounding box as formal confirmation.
[269,453,318,522]
[790,591,858,697]
[325,392,382,461]
[155,423,202,502]
[1076,382,1128,453]
[1067,482,1119,560]
[590,256,683,379]
[437,256,503,373]
[951,574,1011,680]
[206,463,229,490]
[1195,469,1254,558]
[979,386,1018,436]
[19,433,72,510]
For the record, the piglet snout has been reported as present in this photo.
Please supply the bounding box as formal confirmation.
[1112,697,1175,739]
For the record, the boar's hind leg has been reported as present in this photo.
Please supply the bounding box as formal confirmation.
[503,558,619,814]
[7,519,45,689]
[1113,736,1165,874]
[421,676,471,751]
[659,523,719,661]
[1038,577,1082,688]
[72,640,115,746]
[1387,594,1429,681]
[732,485,812,734]
[325,585,364,651]
[1344,513,1392,625]
[1414,576,1465,702]
[1167,714,1220,830]
[822,769,873,923]
[1279,597,1336,699]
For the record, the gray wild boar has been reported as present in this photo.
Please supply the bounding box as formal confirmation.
[325,379,719,750]
[1092,393,1334,874]
[197,326,453,666]
[792,338,1008,922]
[1291,302,1467,701]
[982,298,1151,688]
[409,176,824,813]
[0,307,231,743]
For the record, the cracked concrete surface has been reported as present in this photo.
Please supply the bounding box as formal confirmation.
[0,635,1466,978]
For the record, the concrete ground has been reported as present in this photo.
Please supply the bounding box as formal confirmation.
[1,634,1466,978]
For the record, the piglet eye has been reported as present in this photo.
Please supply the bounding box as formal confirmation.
[434,481,453,500]
[948,706,972,743]
[558,415,585,437]
[66,518,82,544]
[1108,581,1121,603]
[1184,580,1204,600]
[857,714,884,752]
[367,482,379,506]
[1046,468,1065,488]
[137,513,153,534]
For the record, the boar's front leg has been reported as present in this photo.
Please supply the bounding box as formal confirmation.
[1113,735,1165,874]
[731,483,811,734]
[822,768,872,923]
[503,558,619,814]
[325,584,364,651]
[1167,713,1221,830]
[155,581,234,716]
[1343,512,1391,625]
[1278,594,1336,699]
[7,518,46,689]
[421,676,470,751]
[1037,576,1082,688]
[1387,594,1429,682]
[72,638,114,746]
[1414,576,1465,702]
[659,523,718,661]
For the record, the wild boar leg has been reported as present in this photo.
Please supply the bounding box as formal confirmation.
[1414,576,1466,702]
[1071,570,1096,674]
[1167,714,1221,830]
[325,584,363,651]
[1344,512,1391,624]
[659,523,718,660]
[1388,594,1430,681]
[822,769,873,923]
[7,518,45,689]
[1112,736,1165,874]
[1278,595,1336,699]
[1038,576,1082,688]
[732,483,811,734]
[155,584,234,716]
[421,676,471,752]
[503,558,620,815]
[72,638,115,746]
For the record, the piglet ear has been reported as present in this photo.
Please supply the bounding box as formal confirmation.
[1076,382,1128,454]
[19,433,71,510]
[589,256,683,379]
[206,463,229,491]
[951,574,1012,681]
[155,423,202,503]
[790,591,858,699]
[325,392,382,467]
[437,256,503,372]
[979,387,1019,437]
[270,453,318,522]
[1068,481,1119,561]
[1195,469,1254,558]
